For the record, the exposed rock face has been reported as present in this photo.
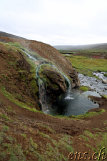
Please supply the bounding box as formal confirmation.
[43,69,66,92]
[69,69,80,88]
[39,67,67,103]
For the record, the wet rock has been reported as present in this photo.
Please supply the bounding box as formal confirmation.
[43,69,66,92]
[39,67,67,103]
[69,69,80,88]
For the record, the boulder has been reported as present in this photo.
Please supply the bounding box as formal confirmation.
[39,66,67,103]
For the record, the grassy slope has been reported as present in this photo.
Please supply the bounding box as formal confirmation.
[0,34,79,87]
[66,55,107,77]
[63,49,107,94]
[0,85,107,161]
[0,42,39,109]
[0,42,107,161]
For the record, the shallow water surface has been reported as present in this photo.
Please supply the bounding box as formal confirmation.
[46,89,99,116]
[78,73,107,96]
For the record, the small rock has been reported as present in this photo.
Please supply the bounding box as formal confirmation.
[102,79,107,84]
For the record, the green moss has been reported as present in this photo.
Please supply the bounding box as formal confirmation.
[0,86,42,113]
[37,123,55,133]
[2,125,9,132]
[42,134,73,161]
[83,130,94,138]
[0,42,18,53]
[1,74,9,81]
[104,120,107,125]
[0,128,26,161]
[0,113,10,121]
[39,132,50,139]
[29,137,38,151]
[96,133,107,160]
[85,143,93,149]
[100,133,107,151]
[58,134,73,152]
[80,135,89,142]
[21,134,27,139]
[8,42,23,48]
[70,109,105,119]
[39,64,67,91]
[18,71,27,81]
[30,79,38,94]
[79,86,90,91]
[28,133,73,161]
[102,95,107,99]
[0,143,26,161]
[104,73,107,77]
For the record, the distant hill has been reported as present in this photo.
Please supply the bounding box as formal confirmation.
[54,43,107,51]
[0,31,26,40]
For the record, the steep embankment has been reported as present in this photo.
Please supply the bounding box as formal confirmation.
[0,32,79,88]
[0,42,40,109]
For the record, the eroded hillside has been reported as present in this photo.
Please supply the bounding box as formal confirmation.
[0,32,79,88]
[0,32,107,161]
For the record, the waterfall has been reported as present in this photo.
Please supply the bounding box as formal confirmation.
[38,78,49,113]
[51,65,73,100]
[21,49,36,61]
[22,50,49,112]
[51,64,71,89]
[22,49,73,112]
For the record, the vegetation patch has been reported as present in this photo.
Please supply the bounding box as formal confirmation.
[0,113,10,121]
[80,135,89,142]
[38,134,73,161]
[0,86,42,113]
[37,123,55,133]
[102,95,107,99]
[66,55,107,77]
[83,130,94,138]
[79,85,90,91]
[70,109,105,119]
[104,73,107,77]
[0,125,26,161]
[95,133,107,160]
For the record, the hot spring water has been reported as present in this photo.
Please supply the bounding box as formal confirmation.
[23,50,99,116]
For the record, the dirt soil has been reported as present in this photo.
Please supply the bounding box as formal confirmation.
[0,88,107,161]
[0,33,107,161]
[0,34,80,88]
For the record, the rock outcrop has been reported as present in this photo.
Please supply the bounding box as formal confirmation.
[39,66,67,103]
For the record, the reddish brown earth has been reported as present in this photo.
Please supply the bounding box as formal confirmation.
[0,32,107,161]
[0,42,39,110]
[0,86,107,161]
[0,33,80,88]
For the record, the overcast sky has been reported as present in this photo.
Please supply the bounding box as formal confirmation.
[0,0,107,45]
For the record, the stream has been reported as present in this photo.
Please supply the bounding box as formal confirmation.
[23,50,102,116]
[78,73,107,96]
